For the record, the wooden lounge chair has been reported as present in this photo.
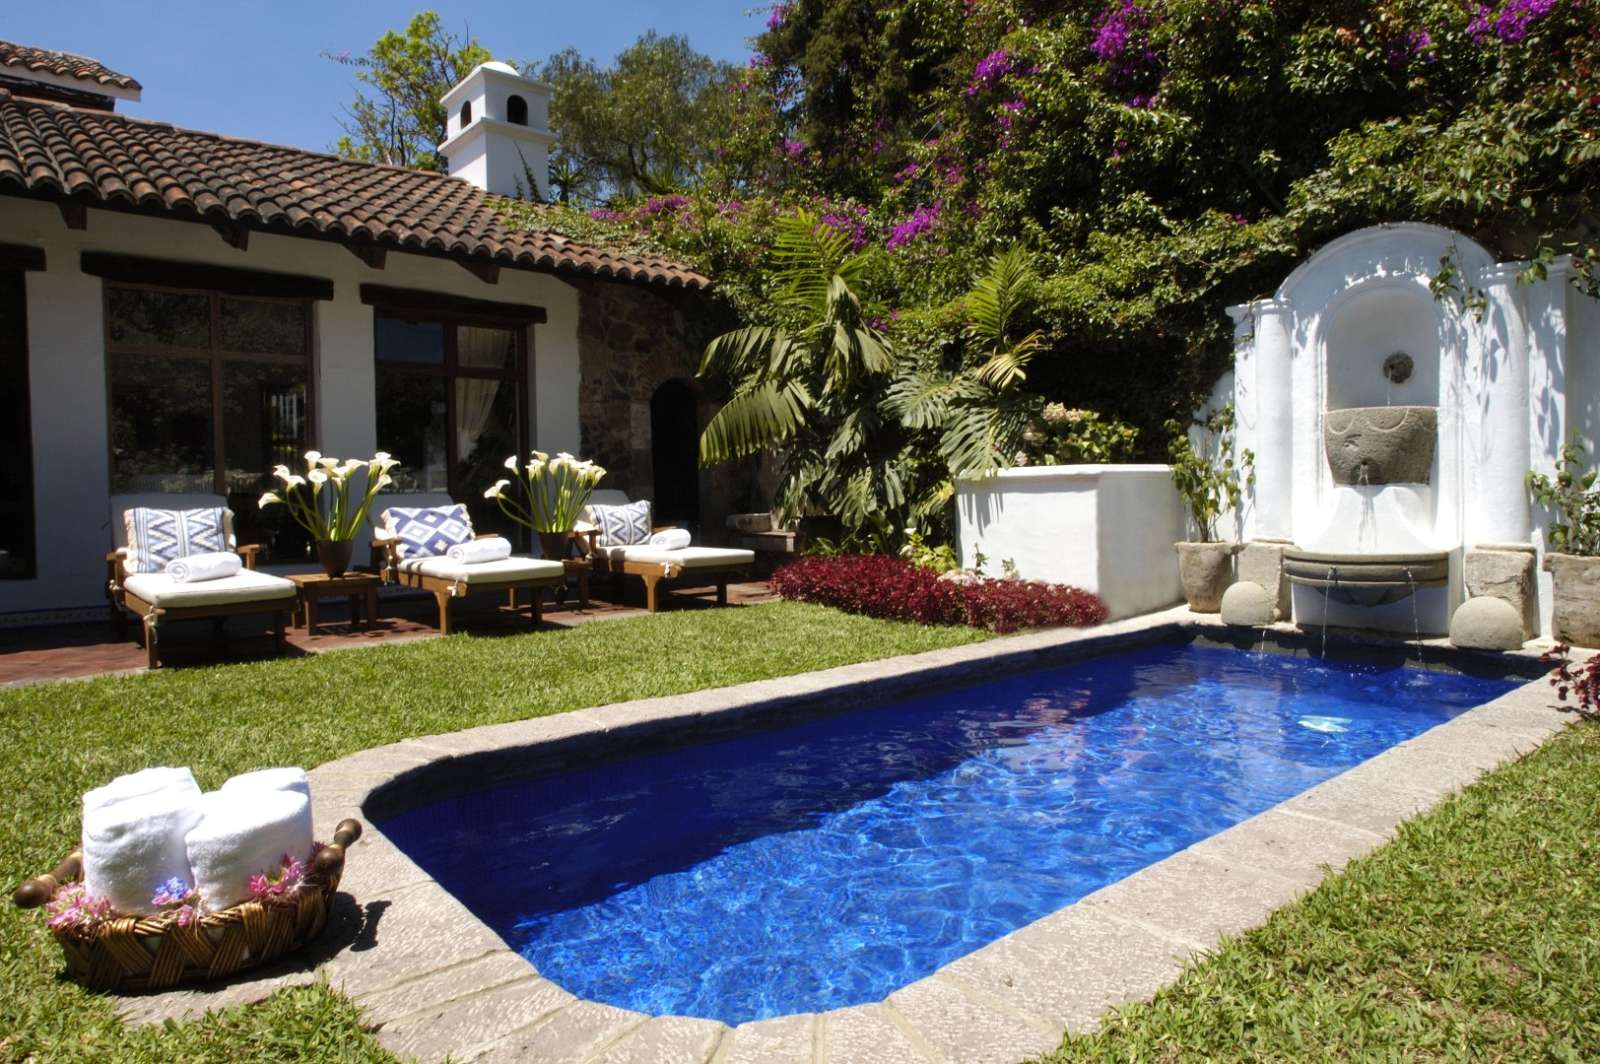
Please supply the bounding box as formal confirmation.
[578,491,755,613]
[106,494,296,669]
[373,501,565,634]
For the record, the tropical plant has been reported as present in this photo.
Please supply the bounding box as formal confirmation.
[884,248,1049,506]
[1166,404,1254,543]
[1527,436,1600,557]
[259,452,398,542]
[484,451,606,533]
[697,209,900,538]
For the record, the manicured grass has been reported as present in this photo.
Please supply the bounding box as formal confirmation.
[1039,719,1600,1062]
[0,602,988,1063]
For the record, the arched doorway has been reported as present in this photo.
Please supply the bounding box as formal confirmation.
[650,379,700,528]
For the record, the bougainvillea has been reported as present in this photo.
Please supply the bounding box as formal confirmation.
[772,555,1107,633]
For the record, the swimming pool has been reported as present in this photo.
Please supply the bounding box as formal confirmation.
[380,642,1518,1024]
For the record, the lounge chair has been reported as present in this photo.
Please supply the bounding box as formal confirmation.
[578,491,755,612]
[372,498,565,634]
[106,494,297,669]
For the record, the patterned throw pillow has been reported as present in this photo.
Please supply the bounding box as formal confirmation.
[590,501,652,546]
[386,504,475,560]
[124,507,230,574]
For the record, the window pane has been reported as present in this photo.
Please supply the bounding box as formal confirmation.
[109,355,214,492]
[107,286,209,349]
[457,325,516,370]
[222,362,311,559]
[220,298,307,355]
[455,376,520,536]
[376,370,448,493]
[0,272,34,578]
[376,315,445,365]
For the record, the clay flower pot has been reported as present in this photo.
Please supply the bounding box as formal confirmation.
[314,539,355,578]
[1175,541,1237,613]
[1544,553,1600,648]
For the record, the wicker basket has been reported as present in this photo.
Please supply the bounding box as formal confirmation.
[13,819,361,992]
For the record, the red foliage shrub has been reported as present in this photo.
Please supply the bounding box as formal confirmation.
[771,555,1108,634]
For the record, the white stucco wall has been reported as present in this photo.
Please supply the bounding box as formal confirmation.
[0,197,583,620]
[954,466,1185,620]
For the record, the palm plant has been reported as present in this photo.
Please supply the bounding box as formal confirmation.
[884,248,1047,508]
[698,210,902,538]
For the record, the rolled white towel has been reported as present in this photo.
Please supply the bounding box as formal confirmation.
[166,551,242,583]
[82,767,200,818]
[219,766,310,800]
[647,527,692,551]
[82,788,204,915]
[185,789,313,911]
[446,536,513,564]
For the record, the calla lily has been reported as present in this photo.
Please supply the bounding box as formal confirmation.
[261,452,400,543]
[308,470,328,486]
[284,474,306,488]
[504,455,520,471]
[304,450,322,468]
[484,478,510,499]
[490,451,605,534]
[259,492,281,508]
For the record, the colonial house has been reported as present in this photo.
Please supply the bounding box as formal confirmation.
[0,41,743,624]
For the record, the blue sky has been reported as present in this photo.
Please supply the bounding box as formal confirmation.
[0,1,762,152]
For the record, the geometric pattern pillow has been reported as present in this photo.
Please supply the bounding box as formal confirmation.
[385,504,474,560]
[124,507,229,574]
[590,500,652,546]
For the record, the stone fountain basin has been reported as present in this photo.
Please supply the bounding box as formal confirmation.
[1282,548,1449,607]
[1324,405,1437,486]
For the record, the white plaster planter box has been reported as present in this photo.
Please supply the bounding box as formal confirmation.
[955,465,1186,619]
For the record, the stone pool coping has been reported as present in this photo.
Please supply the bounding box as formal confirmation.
[118,607,1580,1064]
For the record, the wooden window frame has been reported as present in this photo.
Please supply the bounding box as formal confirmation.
[103,282,317,496]
[372,307,532,504]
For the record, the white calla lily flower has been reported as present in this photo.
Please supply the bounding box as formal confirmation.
[308,470,328,486]
[504,455,520,471]
[259,492,281,508]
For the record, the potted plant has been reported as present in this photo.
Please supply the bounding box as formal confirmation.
[260,452,398,576]
[1165,404,1254,612]
[484,451,607,560]
[1527,436,1600,647]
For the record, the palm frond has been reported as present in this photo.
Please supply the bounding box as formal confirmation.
[964,246,1039,355]
[698,325,790,378]
[973,328,1046,390]
[698,380,813,464]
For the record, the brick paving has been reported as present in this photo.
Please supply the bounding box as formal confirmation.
[0,578,777,687]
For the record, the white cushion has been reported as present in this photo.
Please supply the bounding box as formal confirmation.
[123,568,297,608]
[397,555,565,584]
[594,545,755,570]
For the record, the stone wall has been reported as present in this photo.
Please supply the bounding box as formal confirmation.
[571,278,749,539]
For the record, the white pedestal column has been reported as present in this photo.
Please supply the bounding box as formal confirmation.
[1471,265,1532,545]
[1249,299,1295,541]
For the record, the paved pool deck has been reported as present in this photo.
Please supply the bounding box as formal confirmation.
[116,607,1580,1064]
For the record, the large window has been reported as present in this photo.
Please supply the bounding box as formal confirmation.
[374,310,527,537]
[105,284,313,557]
[0,271,34,579]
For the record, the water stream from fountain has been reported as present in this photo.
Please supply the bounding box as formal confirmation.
[1321,564,1339,658]
[1404,567,1427,670]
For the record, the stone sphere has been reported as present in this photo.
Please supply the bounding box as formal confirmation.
[1449,596,1525,651]
[1220,581,1275,627]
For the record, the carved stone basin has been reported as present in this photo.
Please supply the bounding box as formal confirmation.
[1282,548,1449,607]
[1324,406,1436,485]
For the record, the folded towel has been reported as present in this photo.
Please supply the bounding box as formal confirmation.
[83,767,200,818]
[446,536,513,564]
[185,789,314,911]
[219,767,310,800]
[166,551,241,583]
[82,788,205,914]
[647,527,692,551]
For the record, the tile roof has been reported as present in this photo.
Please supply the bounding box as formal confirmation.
[0,91,710,290]
[0,40,140,91]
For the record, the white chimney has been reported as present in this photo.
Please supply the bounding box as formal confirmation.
[438,61,556,200]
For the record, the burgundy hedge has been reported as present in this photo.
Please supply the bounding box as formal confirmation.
[771,555,1108,634]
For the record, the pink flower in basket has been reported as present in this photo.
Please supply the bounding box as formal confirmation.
[248,843,323,902]
[45,883,113,932]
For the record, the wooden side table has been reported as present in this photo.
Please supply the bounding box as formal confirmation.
[561,557,592,609]
[288,572,380,635]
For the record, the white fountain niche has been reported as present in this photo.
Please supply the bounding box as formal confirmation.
[1283,405,1450,608]
[1221,223,1595,639]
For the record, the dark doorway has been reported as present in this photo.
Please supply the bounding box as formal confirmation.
[650,380,700,528]
[0,271,35,579]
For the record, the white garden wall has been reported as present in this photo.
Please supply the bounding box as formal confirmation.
[954,466,1186,619]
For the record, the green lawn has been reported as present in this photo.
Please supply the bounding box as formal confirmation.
[0,602,987,1063]
[1,607,1594,1063]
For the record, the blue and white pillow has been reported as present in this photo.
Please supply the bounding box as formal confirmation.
[124,507,229,574]
[590,500,652,546]
[386,504,474,560]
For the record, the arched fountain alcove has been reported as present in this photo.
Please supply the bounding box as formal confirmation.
[1222,222,1560,637]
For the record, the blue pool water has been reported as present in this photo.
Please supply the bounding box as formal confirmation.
[380,643,1518,1024]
